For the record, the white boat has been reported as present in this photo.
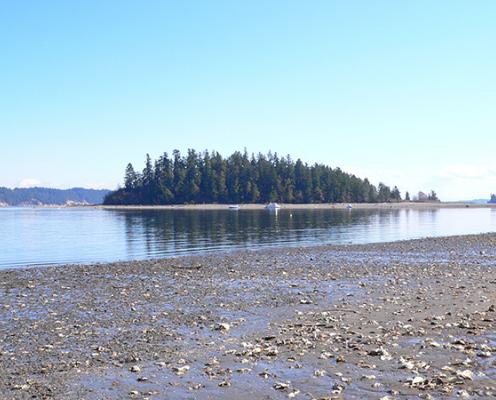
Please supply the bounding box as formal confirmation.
[228,205,240,210]
[346,204,353,209]
[265,202,281,210]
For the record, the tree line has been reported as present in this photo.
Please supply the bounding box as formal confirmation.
[103,149,402,205]
[0,187,109,206]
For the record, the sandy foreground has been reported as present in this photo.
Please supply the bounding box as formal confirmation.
[98,202,496,211]
[0,235,495,399]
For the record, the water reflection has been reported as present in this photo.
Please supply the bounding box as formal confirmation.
[119,209,377,257]
[116,208,427,259]
[0,207,494,268]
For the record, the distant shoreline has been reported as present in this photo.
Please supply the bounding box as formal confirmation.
[97,201,496,210]
[2,201,496,210]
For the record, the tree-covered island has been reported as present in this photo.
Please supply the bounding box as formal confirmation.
[104,150,402,205]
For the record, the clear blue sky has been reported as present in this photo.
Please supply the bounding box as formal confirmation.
[1,1,495,200]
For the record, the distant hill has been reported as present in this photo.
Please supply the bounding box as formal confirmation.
[0,187,110,206]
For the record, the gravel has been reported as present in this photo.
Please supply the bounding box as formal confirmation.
[0,233,495,399]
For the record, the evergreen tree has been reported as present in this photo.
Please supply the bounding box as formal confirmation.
[156,153,174,203]
[226,151,242,203]
[104,149,405,206]
[428,190,439,201]
[141,154,155,202]
[211,151,227,202]
[185,149,200,202]
[142,154,153,187]
[368,185,378,203]
[311,166,323,203]
[199,151,215,203]
[172,150,186,202]
[391,186,402,202]
[377,183,392,202]
[124,163,138,190]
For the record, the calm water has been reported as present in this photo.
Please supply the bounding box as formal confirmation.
[1,207,496,269]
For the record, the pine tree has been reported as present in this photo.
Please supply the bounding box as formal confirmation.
[105,149,405,205]
[156,153,174,203]
[377,183,392,202]
[172,150,186,203]
[199,151,214,203]
[185,149,200,202]
[391,186,402,202]
[428,190,439,201]
[211,151,227,202]
[142,154,153,187]
[124,163,138,190]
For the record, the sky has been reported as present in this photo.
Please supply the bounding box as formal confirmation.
[1,1,495,201]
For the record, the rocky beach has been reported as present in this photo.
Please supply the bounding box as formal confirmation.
[1,234,495,399]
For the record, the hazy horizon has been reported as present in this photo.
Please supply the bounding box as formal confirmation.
[2,1,495,201]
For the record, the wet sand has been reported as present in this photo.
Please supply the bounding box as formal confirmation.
[0,234,495,399]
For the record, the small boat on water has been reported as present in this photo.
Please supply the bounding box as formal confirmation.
[265,202,281,210]
[228,205,240,210]
[346,204,353,210]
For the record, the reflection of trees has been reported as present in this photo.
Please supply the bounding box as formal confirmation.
[114,209,379,257]
[412,208,440,228]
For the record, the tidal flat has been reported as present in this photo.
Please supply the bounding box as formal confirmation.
[0,234,495,399]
